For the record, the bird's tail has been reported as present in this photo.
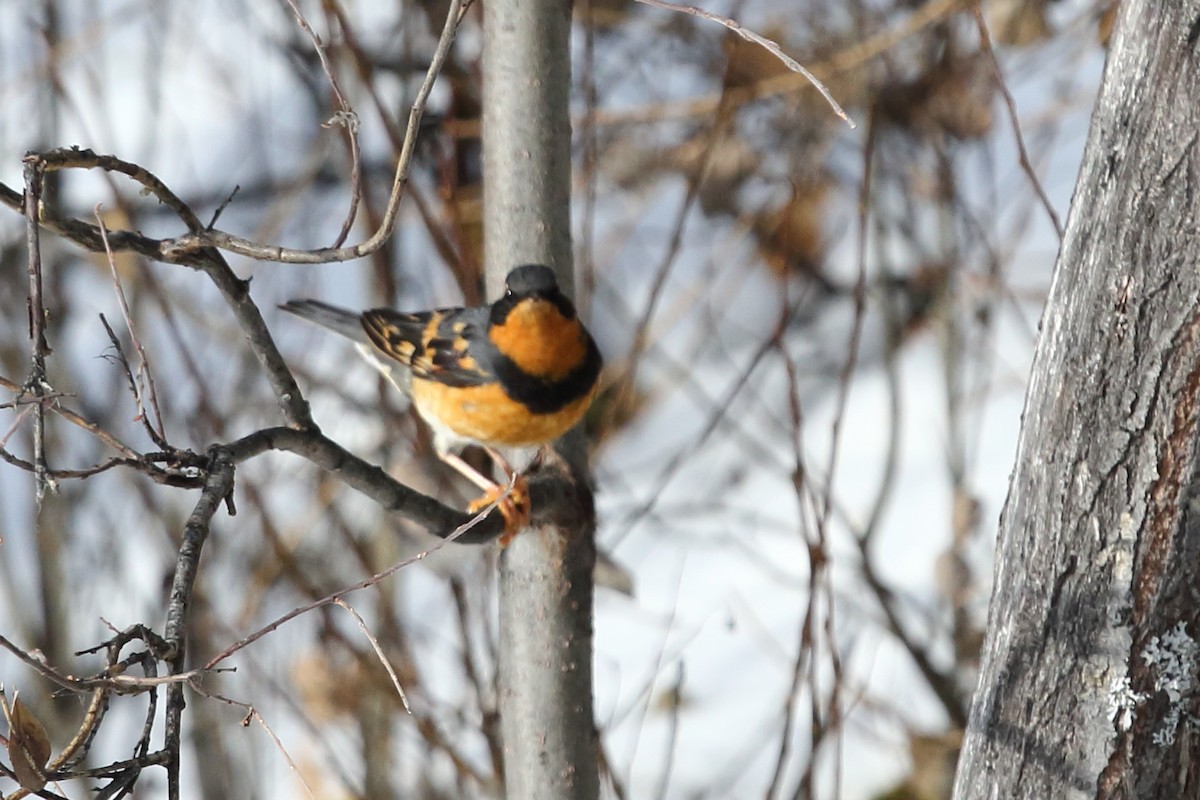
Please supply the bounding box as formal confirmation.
[279,299,367,342]
[280,299,414,396]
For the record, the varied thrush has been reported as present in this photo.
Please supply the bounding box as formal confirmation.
[280,264,603,543]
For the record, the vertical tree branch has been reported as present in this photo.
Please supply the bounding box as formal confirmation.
[482,1,601,798]
[22,154,77,720]
[23,155,50,500]
[162,449,235,800]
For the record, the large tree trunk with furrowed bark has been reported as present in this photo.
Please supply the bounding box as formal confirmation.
[954,1,1200,797]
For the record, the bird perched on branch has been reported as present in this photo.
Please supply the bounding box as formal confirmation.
[280,264,603,544]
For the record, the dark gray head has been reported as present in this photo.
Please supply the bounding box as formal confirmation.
[491,264,575,325]
[504,264,560,296]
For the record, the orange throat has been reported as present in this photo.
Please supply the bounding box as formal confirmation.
[487,298,587,381]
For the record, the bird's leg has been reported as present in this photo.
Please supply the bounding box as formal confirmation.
[440,451,499,492]
[484,445,547,476]
[440,451,530,545]
[478,447,534,546]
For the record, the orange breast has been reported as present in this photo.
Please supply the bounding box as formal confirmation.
[412,378,597,447]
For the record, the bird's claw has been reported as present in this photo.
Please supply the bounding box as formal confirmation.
[468,475,530,546]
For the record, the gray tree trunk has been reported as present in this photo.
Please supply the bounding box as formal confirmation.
[954,1,1200,797]
[482,2,601,800]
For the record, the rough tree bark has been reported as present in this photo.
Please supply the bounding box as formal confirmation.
[482,2,601,799]
[954,1,1200,797]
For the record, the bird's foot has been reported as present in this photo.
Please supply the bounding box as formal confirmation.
[467,474,530,546]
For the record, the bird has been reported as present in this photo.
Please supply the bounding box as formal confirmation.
[280,264,603,544]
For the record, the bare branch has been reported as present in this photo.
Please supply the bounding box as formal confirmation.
[22,155,51,502]
[95,207,167,443]
[162,449,236,800]
[201,505,494,672]
[333,598,411,714]
[185,687,318,800]
[281,0,362,248]
[632,0,854,127]
[153,0,469,265]
[971,6,1063,239]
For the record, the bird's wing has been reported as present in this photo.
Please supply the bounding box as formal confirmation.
[360,307,496,388]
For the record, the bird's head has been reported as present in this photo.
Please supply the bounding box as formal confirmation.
[491,264,577,325]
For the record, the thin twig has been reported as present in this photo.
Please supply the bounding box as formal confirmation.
[50,750,170,781]
[0,630,204,697]
[0,389,72,410]
[971,4,1063,238]
[98,314,169,450]
[858,538,968,726]
[615,321,781,541]
[0,374,146,460]
[765,326,817,800]
[588,0,968,129]
[0,403,36,449]
[95,205,167,443]
[0,635,101,694]
[632,0,854,127]
[207,184,239,229]
[608,89,736,439]
[0,448,182,483]
[147,0,470,264]
[201,502,495,672]
[12,147,316,429]
[187,687,318,800]
[333,598,411,713]
[282,0,362,248]
[818,100,877,536]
